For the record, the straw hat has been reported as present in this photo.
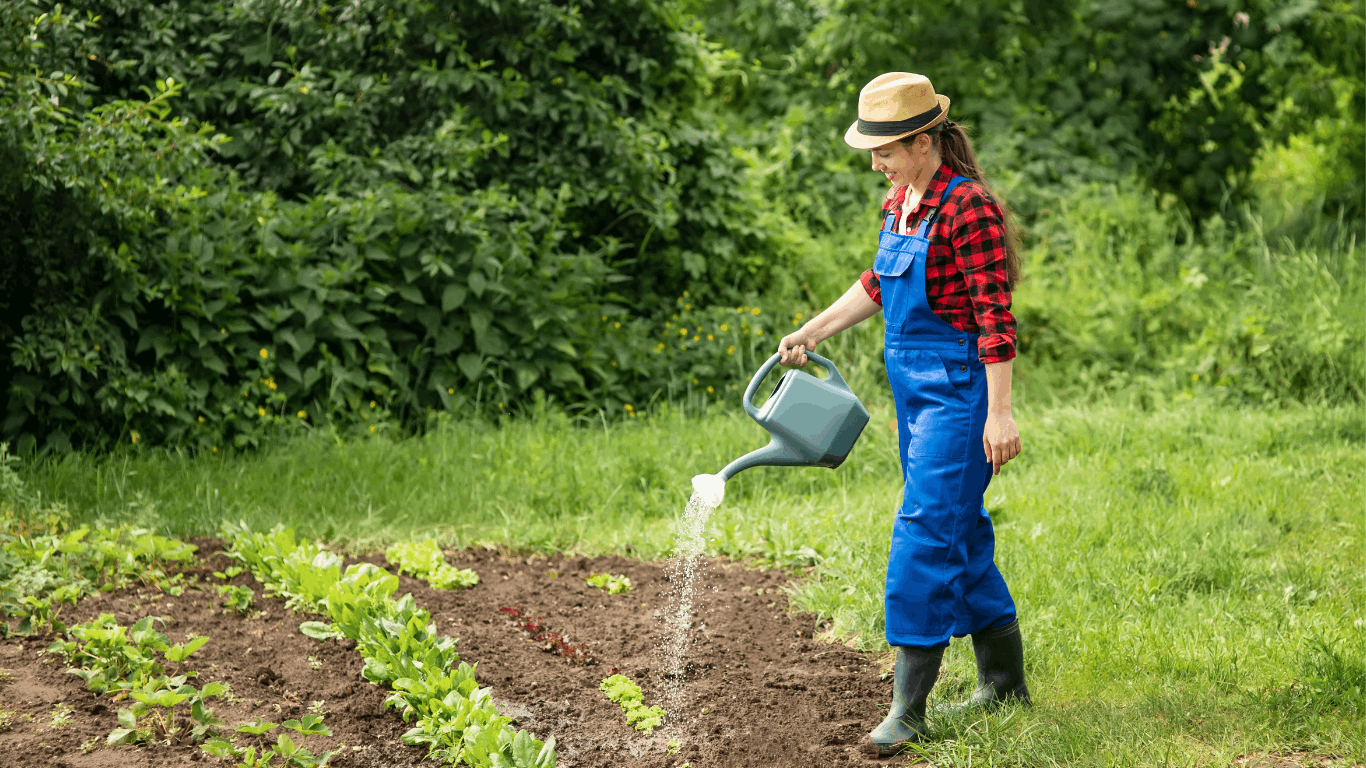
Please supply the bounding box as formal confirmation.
[844,72,951,150]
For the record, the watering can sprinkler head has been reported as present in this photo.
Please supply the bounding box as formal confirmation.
[693,351,870,507]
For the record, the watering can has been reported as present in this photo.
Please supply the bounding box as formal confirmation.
[712,351,870,484]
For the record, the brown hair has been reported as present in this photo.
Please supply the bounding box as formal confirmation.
[901,121,1022,286]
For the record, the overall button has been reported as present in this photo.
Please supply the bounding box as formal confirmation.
[959,364,968,372]
[957,338,965,345]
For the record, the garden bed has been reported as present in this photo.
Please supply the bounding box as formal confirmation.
[0,540,904,767]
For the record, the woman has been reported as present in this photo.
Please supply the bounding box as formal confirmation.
[777,72,1030,755]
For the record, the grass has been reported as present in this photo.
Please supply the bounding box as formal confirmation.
[18,376,1364,765]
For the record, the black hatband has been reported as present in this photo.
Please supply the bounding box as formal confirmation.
[857,104,942,136]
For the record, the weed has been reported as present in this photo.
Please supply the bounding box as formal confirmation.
[48,702,73,730]
[307,655,322,671]
[0,709,12,731]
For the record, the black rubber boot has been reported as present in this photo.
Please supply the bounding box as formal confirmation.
[860,645,942,756]
[943,618,1030,713]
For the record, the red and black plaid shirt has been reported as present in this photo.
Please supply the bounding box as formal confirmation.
[860,164,1017,363]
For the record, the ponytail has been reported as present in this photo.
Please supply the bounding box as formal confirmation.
[902,121,1023,287]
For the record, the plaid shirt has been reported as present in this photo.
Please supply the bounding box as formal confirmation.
[860,164,1017,363]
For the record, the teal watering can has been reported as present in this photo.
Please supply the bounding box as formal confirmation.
[716,351,870,481]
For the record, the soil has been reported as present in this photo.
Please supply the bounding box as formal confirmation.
[0,539,915,768]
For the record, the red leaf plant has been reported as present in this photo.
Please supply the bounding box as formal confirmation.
[498,606,597,665]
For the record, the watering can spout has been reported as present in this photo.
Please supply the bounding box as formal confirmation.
[719,440,805,481]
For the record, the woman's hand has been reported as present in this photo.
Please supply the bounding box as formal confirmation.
[982,410,1021,475]
[778,327,819,367]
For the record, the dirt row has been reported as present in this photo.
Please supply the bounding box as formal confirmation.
[0,540,918,768]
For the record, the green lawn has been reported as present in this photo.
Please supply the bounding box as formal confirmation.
[21,393,1364,765]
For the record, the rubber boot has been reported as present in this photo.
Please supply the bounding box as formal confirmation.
[860,645,942,756]
[942,619,1030,713]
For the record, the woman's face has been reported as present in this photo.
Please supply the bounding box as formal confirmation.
[870,134,933,187]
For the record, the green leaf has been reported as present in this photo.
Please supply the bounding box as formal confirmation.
[236,717,278,735]
[441,285,467,312]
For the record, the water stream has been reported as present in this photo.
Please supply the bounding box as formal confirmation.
[656,474,726,723]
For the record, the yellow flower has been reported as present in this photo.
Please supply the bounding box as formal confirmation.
[258,407,266,417]
[707,334,714,341]
[220,328,227,334]
[497,402,504,409]
[750,308,760,315]
[259,348,269,359]
[447,388,454,394]
[693,336,699,341]
[692,378,699,384]
[297,410,307,418]
[720,324,729,331]
[369,424,376,433]
[370,400,377,408]
[602,315,608,321]
[679,328,687,336]
[682,290,689,297]
[611,360,618,367]
[684,304,692,310]
[614,322,621,329]
[671,314,678,320]
[793,320,800,326]
[1192,373,1199,381]
[212,446,218,452]
[198,416,205,423]
[130,431,141,444]
[727,346,735,354]
[625,404,634,411]
[94,344,100,351]
[796,312,803,319]
[706,386,714,393]
[756,330,764,336]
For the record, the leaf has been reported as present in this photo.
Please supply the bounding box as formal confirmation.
[298,621,344,640]
[236,717,278,735]
[165,635,210,662]
[457,354,484,382]
[548,338,578,358]
[441,285,467,312]
[118,708,137,730]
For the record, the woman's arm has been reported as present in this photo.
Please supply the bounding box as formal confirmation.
[777,280,881,367]
[983,360,1020,475]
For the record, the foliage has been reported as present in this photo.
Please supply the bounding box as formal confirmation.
[47,614,227,746]
[385,539,479,590]
[203,714,334,768]
[0,0,801,452]
[585,573,633,594]
[215,583,254,614]
[226,525,557,768]
[0,443,198,635]
[598,673,666,733]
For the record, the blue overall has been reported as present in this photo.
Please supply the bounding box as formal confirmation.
[876,176,1016,649]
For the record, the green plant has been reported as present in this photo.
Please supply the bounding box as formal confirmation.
[0,709,12,732]
[204,719,334,768]
[48,702,73,730]
[385,539,479,590]
[227,525,556,767]
[585,573,633,594]
[599,674,665,733]
[216,584,254,614]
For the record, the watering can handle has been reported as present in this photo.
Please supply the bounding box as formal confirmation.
[741,351,853,419]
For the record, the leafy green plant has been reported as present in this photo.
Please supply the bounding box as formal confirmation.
[203,718,334,768]
[385,539,479,591]
[0,445,199,635]
[216,584,254,614]
[227,525,556,767]
[599,674,665,733]
[585,573,633,594]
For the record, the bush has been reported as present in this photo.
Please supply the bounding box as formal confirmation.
[0,0,801,452]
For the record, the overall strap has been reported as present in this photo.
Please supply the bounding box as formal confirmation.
[881,212,897,232]
[925,175,972,228]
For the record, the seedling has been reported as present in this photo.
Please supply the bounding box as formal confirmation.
[599,674,665,734]
[0,710,12,731]
[384,539,480,590]
[216,583,254,614]
[236,717,279,735]
[500,606,596,664]
[49,702,74,729]
[308,655,323,670]
[586,573,633,594]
